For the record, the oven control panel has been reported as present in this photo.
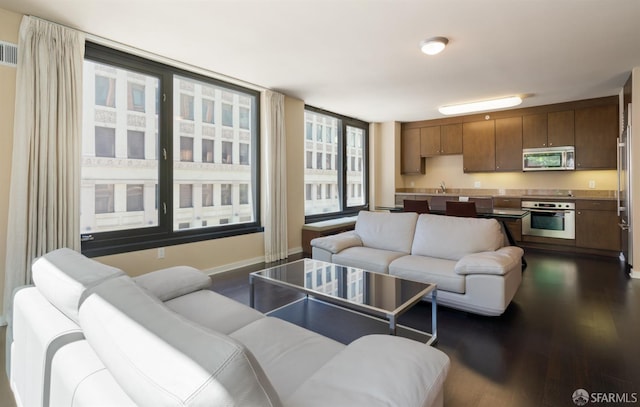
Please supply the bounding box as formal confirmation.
[522,201,575,210]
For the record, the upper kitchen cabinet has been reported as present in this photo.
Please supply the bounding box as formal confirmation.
[420,126,441,156]
[522,113,547,148]
[463,120,495,172]
[523,110,574,148]
[495,117,523,171]
[440,124,463,154]
[575,104,618,169]
[401,127,425,174]
[420,124,462,156]
[547,110,575,146]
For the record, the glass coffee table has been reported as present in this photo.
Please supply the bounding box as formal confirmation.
[249,258,437,345]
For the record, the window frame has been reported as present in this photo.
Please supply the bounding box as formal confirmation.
[304,105,369,223]
[81,42,262,257]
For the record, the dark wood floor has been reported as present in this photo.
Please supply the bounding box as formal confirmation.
[212,250,640,407]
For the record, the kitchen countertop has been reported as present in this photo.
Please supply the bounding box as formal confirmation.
[395,189,617,201]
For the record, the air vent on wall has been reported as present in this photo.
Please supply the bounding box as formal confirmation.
[0,41,18,67]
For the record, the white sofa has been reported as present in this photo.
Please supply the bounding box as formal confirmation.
[7,248,450,407]
[311,211,524,316]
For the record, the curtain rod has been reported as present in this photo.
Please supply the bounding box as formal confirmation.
[29,15,268,93]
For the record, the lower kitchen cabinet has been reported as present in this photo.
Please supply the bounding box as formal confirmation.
[575,200,621,251]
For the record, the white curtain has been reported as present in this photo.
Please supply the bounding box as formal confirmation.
[263,91,288,263]
[2,17,85,323]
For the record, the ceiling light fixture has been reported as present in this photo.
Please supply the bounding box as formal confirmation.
[420,37,449,55]
[438,96,523,115]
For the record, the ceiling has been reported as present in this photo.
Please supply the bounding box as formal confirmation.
[1,0,639,123]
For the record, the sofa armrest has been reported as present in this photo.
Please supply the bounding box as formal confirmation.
[310,231,363,254]
[133,266,211,301]
[454,246,524,276]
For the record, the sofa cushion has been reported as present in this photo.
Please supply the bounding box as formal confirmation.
[411,214,503,261]
[166,289,264,334]
[79,276,282,407]
[284,334,450,407]
[134,266,212,301]
[332,246,406,274]
[231,317,344,401]
[455,246,524,275]
[31,247,125,324]
[355,211,418,254]
[389,255,465,294]
[311,231,363,254]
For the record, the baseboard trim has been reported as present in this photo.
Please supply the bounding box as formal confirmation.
[630,268,640,279]
[205,256,266,276]
[204,247,303,276]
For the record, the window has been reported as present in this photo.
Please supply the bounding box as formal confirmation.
[95,184,114,213]
[180,137,194,162]
[128,82,145,112]
[221,184,232,205]
[202,139,214,163]
[222,141,233,164]
[95,76,115,107]
[222,103,233,127]
[304,107,368,220]
[239,106,250,129]
[202,99,215,124]
[239,143,250,165]
[127,130,145,159]
[126,184,144,211]
[179,184,193,208]
[305,122,313,140]
[306,151,313,169]
[81,43,261,256]
[180,94,194,120]
[95,127,115,157]
[202,184,214,207]
[239,184,249,204]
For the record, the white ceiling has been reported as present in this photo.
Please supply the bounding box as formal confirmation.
[1,0,639,123]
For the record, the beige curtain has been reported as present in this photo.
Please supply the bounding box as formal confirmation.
[263,91,288,263]
[2,17,85,323]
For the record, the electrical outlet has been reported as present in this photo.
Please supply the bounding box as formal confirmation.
[157,247,165,259]
[588,180,596,189]
[474,181,481,188]
[410,181,415,187]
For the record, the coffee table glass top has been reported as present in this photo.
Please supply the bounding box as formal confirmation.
[251,258,435,317]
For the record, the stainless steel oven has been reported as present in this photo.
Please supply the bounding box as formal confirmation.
[522,201,575,239]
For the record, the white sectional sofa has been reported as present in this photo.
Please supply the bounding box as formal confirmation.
[311,211,524,316]
[7,248,450,407]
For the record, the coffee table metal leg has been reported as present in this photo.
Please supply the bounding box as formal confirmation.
[431,290,438,343]
[389,314,397,336]
[249,275,255,308]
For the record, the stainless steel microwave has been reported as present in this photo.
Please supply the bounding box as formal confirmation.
[522,146,575,171]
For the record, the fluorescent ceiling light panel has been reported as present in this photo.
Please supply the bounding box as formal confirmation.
[438,96,523,115]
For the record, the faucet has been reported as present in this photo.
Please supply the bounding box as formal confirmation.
[439,181,446,194]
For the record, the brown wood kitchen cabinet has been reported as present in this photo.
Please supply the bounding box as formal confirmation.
[523,110,574,148]
[575,200,620,251]
[575,104,618,169]
[495,117,523,171]
[420,124,462,156]
[401,127,425,174]
[463,120,495,172]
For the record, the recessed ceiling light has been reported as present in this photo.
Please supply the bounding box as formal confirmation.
[438,96,523,115]
[420,37,449,55]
